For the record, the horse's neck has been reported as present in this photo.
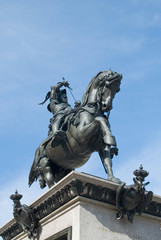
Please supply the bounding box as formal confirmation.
[87,88,98,103]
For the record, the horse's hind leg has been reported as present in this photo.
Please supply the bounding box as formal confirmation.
[39,157,55,188]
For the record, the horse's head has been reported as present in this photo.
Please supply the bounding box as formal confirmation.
[99,70,122,112]
[82,69,122,112]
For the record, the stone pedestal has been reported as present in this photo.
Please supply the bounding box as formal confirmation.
[0,171,161,240]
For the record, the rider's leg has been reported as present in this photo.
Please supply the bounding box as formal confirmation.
[51,118,62,134]
[51,118,67,147]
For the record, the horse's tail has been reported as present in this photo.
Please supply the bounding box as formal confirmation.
[28,148,40,186]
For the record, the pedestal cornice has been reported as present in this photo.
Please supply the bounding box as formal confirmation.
[0,171,161,240]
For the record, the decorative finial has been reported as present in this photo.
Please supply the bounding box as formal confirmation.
[133,164,149,185]
[10,190,23,201]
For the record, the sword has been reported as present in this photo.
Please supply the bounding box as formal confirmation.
[62,77,76,102]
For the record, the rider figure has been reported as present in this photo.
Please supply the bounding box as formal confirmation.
[47,80,72,145]
[30,80,73,188]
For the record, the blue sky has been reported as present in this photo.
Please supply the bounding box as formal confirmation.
[1,0,161,229]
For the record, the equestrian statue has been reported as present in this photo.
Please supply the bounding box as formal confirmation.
[29,70,122,189]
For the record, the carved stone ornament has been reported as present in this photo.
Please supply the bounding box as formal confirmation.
[10,191,38,239]
[116,165,153,223]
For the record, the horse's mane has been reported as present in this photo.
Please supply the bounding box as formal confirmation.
[81,71,103,106]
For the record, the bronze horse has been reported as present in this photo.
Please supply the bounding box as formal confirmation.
[29,70,122,188]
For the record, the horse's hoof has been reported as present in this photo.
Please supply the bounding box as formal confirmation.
[116,211,123,220]
[108,177,122,184]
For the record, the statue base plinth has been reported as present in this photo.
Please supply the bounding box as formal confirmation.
[1,171,161,240]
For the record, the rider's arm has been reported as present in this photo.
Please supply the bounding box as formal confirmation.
[50,81,69,99]
[50,81,69,112]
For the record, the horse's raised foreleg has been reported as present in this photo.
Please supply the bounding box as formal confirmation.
[99,146,121,183]
[73,115,115,147]
[95,117,116,146]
